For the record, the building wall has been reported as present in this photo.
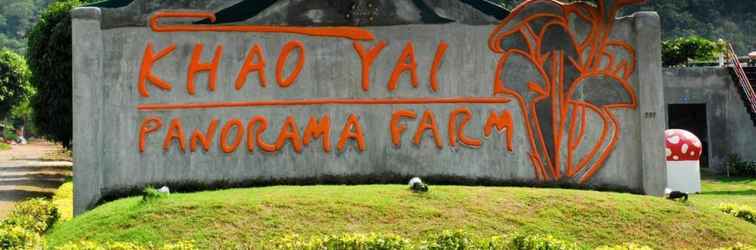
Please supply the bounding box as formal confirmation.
[663,67,756,171]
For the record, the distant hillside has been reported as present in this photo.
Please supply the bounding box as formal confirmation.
[624,0,756,55]
[0,0,53,54]
[3,0,756,54]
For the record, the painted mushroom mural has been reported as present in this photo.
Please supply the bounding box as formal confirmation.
[488,0,643,183]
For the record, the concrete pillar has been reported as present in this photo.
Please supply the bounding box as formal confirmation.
[72,7,104,215]
[634,12,667,196]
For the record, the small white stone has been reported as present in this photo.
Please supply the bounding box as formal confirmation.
[408,177,423,187]
[158,186,170,194]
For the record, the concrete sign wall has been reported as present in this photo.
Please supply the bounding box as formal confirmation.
[72,0,667,214]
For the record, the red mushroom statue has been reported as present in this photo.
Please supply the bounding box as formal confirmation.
[664,129,703,194]
[665,129,703,162]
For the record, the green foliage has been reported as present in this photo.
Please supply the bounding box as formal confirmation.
[54,180,74,221]
[0,198,58,249]
[719,203,756,224]
[662,36,726,67]
[420,231,476,250]
[0,0,53,53]
[622,0,756,55]
[3,198,59,234]
[497,233,583,250]
[10,97,37,134]
[269,232,585,250]
[0,49,33,122]
[596,243,654,250]
[271,233,412,250]
[26,0,94,147]
[56,241,195,250]
[501,0,756,55]
[3,127,18,142]
[715,243,756,250]
[0,226,42,250]
[40,232,756,250]
[141,187,167,203]
[725,154,756,177]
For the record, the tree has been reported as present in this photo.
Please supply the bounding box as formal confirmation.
[662,36,726,67]
[27,0,95,147]
[0,49,33,123]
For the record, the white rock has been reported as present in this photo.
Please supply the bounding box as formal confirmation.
[408,177,423,187]
[158,186,170,194]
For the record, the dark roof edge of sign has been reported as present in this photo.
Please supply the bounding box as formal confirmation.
[88,0,134,9]
[87,0,510,25]
[460,0,510,20]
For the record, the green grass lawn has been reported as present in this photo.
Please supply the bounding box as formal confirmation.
[0,142,11,151]
[691,177,756,208]
[45,180,756,249]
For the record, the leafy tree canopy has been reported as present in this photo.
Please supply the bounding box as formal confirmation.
[27,0,97,147]
[0,49,33,122]
[662,36,726,67]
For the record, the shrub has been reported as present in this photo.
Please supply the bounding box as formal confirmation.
[725,154,756,177]
[596,243,654,250]
[2,128,18,142]
[271,233,411,250]
[715,243,756,250]
[719,203,756,224]
[53,181,75,221]
[0,226,42,249]
[56,241,195,250]
[158,241,196,250]
[499,233,583,250]
[662,36,726,67]
[417,232,583,250]
[3,198,59,233]
[0,49,33,122]
[420,230,475,250]
[142,186,167,203]
[26,0,98,147]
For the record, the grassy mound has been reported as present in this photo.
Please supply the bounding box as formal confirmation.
[46,185,756,249]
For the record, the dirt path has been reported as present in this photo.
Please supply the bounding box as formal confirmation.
[0,142,71,218]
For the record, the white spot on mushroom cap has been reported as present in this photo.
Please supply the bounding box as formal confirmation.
[682,144,689,154]
[667,136,681,144]
[673,155,679,160]
[665,148,671,157]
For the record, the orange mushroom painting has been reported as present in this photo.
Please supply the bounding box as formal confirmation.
[488,0,643,183]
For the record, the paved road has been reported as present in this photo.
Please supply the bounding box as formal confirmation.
[0,142,71,218]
